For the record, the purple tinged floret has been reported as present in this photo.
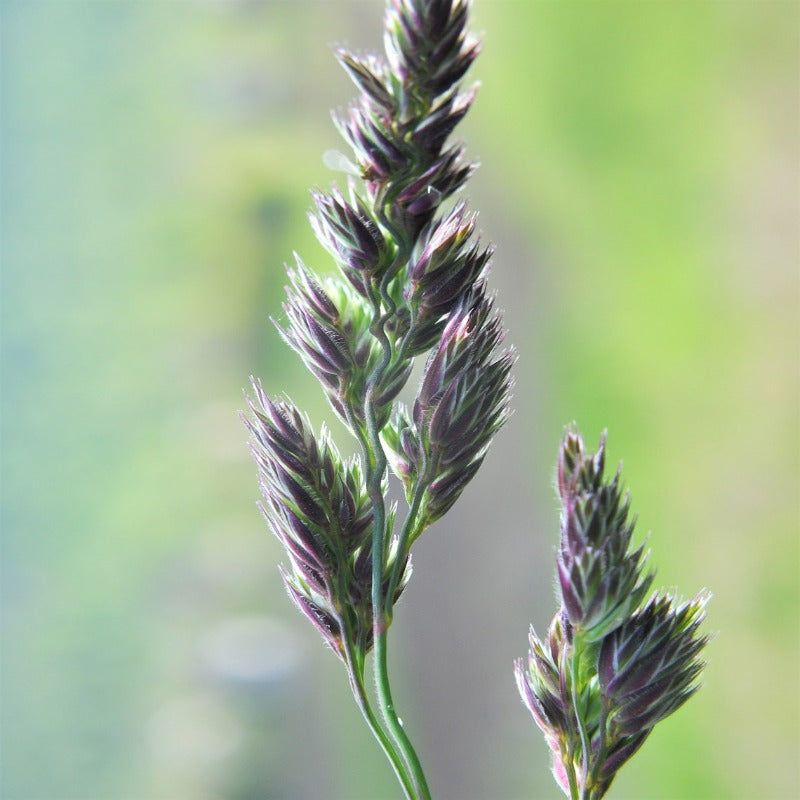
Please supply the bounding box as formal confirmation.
[598,592,710,733]
[555,429,653,643]
[335,50,395,112]
[380,285,513,526]
[310,187,388,277]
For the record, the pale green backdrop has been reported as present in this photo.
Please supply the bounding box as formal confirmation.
[2,1,798,799]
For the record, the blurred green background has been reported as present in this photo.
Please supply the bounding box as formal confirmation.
[2,1,798,799]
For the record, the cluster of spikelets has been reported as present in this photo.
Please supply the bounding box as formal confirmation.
[245,380,409,661]
[244,0,512,680]
[515,429,711,800]
[243,0,710,798]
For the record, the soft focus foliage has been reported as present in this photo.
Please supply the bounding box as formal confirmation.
[2,2,797,799]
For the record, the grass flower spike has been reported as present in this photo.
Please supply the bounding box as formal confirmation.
[242,1,711,797]
[515,429,711,800]
[244,1,511,797]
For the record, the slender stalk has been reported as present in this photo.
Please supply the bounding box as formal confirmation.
[345,384,426,798]
[565,754,580,800]
[586,702,609,800]
[561,655,581,800]
[384,479,427,621]
[342,634,416,800]
[333,527,414,798]
[373,629,432,800]
[360,264,432,799]
[363,402,432,800]
[352,681,415,800]
[570,644,590,799]
[364,384,432,798]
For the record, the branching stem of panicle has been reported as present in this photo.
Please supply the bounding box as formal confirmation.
[358,260,431,799]
[340,394,421,800]
[384,477,427,622]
